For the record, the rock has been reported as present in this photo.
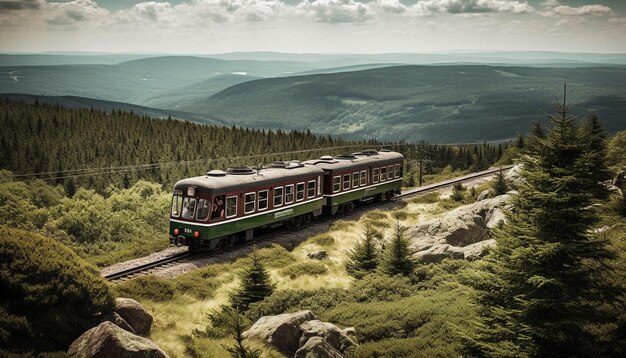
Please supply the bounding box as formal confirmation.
[295,337,344,358]
[505,164,525,187]
[613,171,625,187]
[243,310,316,356]
[413,244,466,263]
[67,321,169,358]
[100,311,135,334]
[342,327,356,336]
[463,239,496,261]
[114,298,153,336]
[485,208,506,229]
[477,190,491,201]
[307,250,328,260]
[299,320,357,354]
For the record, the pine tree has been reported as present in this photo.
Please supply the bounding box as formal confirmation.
[230,250,275,310]
[468,93,622,357]
[491,169,508,196]
[578,113,610,198]
[515,134,525,149]
[219,306,260,358]
[346,225,379,278]
[525,121,545,155]
[380,221,414,276]
[451,182,465,202]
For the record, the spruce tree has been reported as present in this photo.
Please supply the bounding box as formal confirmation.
[346,225,379,278]
[230,251,275,310]
[525,121,545,155]
[219,306,260,358]
[578,113,610,198]
[451,182,465,202]
[380,221,414,276]
[468,95,621,357]
[491,169,508,196]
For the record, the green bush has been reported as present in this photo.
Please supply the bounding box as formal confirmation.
[246,288,349,321]
[175,265,227,300]
[279,261,328,279]
[350,274,416,302]
[0,227,114,354]
[364,211,388,220]
[113,275,176,302]
[409,192,440,204]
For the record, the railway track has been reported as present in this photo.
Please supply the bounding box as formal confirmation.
[103,165,514,282]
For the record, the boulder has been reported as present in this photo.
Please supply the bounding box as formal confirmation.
[67,321,169,358]
[114,298,153,336]
[505,164,525,187]
[242,310,316,356]
[99,311,135,334]
[462,239,496,261]
[307,250,328,260]
[413,244,466,263]
[299,320,357,354]
[295,337,344,358]
[485,208,506,229]
[477,190,491,202]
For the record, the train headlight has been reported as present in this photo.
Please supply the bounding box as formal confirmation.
[173,228,179,235]
[194,231,200,238]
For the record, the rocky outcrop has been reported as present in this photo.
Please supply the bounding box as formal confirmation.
[477,190,491,201]
[408,195,510,262]
[307,250,328,260]
[243,311,356,358]
[67,321,169,358]
[99,311,135,334]
[505,164,525,187]
[114,298,153,336]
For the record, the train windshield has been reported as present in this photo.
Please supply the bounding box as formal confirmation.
[171,194,183,217]
[181,197,197,219]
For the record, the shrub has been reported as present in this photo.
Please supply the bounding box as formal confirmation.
[279,261,328,279]
[114,275,176,302]
[309,234,336,247]
[364,211,388,220]
[0,227,114,354]
[329,220,355,231]
[409,192,440,204]
[246,288,349,321]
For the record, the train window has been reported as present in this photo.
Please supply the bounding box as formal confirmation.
[274,187,283,207]
[360,170,367,186]
[394,164,401,178]
[211,195,225,220]
[181,197,197,219]
[307,180,316,198]
[196,199,211,221]
[296,182,305,201]
[258,190,268,211]
[171,194,182,217]
[373,168,379,183]
[226,196,237,218]
[285,185,294,204]
[352,172,359,188]
[343,174,350,190]
[380,167,386,182]
[244,193,255,214]
[333,176,341,192]
[387,165,394,180]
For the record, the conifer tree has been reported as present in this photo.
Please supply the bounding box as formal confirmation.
[219,306,260,358]
[380,221,414,276]
[578,113,610,198]
[491,169,508,196]
[230,251,275,310]
[468,93,621,357]
[346,225,379,278]
[525,121,545,155]
[451,182,465,202]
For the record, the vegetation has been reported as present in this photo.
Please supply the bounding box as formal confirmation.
[491,169,509,195]
[608,129,626,167]
[346,225,379,278]
[0,227,114,355]
[450,182,466,201]
[467,99,624,357]
[230,251,275,310]
[379,222,414,276]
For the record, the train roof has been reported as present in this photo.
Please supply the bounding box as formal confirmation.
[173,161,324,194]
[303,150,404,171]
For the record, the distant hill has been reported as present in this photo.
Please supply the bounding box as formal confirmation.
[184,65,626,142]
[0,93,223,125]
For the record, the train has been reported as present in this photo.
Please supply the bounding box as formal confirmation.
[169,149,404,251]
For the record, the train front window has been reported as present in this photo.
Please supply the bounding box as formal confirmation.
[296,183,305,201]
[171,194,182,217]
[333,176,341,192]
[196,199,210,221]
[211,195,225,220]
[226,196,237,218]
[244,193,256,214]
[274,187,283,207]
[181,197,197,219]
[307,180,316,198]
[258,190,268,211]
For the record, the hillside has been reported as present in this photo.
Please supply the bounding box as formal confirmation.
[187,65,626,142]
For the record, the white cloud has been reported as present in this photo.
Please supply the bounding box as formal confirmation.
[44,0,108,26]
[550,4,613,17]
[409,0,533,16]
[296,0,372,23]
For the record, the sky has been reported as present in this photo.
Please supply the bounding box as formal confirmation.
[0,0,625,53]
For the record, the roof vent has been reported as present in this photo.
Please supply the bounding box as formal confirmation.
[270,161,304,169]
[226,166,256,175]
[319,155,334,160]
[379,149,391,152]
[206,169,227,176]
[358,149,379,156]
[335,153,357,160]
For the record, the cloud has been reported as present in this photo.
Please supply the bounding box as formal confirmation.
[551,4,613,16]
[297,0,372,23]
[45,0,108,26]
[410,0,533,16]
[0,0,41,11]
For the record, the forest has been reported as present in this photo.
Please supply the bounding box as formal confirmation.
[1,98,625,357]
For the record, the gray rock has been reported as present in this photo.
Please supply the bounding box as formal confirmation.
[342,327,356,336]
[295,336,344,358]
[114,298,153,336]
[100,311,135,334]
[243,310,316,356]
[477,190,491,201]
[485,208,506,229]
[307,250,328,260]
[463,239,496,261]
[299,320,357,354]
[505,164,525,187]
[67,321,169,358]
[413,244,466,263]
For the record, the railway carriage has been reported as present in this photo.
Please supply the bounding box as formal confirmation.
[169,150,404,251]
